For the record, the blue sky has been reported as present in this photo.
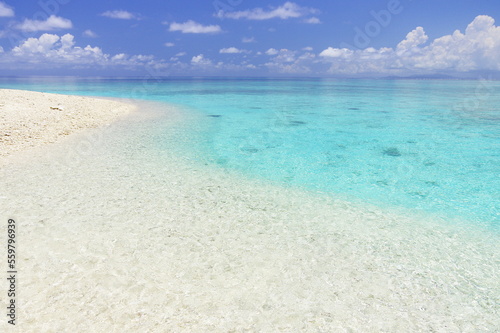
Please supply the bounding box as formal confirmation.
[0,0,499,77]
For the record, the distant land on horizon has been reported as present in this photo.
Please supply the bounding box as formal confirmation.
[1,73,500,81]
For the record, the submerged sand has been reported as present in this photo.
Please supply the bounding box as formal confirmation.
[0,90,498,332]
[0,89,135,159]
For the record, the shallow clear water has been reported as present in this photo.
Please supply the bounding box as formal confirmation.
[1,77,499,228]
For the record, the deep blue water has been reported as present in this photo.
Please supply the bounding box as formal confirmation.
[1,77,498,228]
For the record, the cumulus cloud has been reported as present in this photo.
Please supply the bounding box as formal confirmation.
[83,29,97,38]
[303,17,321,24]
[319,15,500,75]
[0,1,14,17]
[319,47,353,58]
[100,10,137,20]
[11,33,104,62]
[169,20,222,34]
[191,54,212,66]
[191,55,202,63]
[15,15,73,32]
[1,33,164,70]
[242,37,256,43]
[269,49,296,62]
[0,33,254,75]
[396,27,428,54]
[263,48,314,74]
[217,2,318,21]
[2,15,498,77]
[220,47,246,54]
[164,42,175,47]
[265,48,279,55]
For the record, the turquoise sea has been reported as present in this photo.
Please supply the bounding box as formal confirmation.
[1,77,499,229]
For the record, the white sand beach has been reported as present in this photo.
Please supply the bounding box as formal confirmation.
[0,89,135,160]
[0,90,498,332]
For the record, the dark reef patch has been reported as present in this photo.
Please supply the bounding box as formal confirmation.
[286,120,307,126]
[240,147,259,153]
[383,147,402,157]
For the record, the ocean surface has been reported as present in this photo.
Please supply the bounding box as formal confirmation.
[1,77,499,228]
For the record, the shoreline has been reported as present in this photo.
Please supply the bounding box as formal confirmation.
[0,89,498,331]
[0,89,137,162]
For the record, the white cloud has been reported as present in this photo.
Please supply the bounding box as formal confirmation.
[2,15,498,77]
[164,42,175,47]
[100,10,137,20]
[16,15,73,32]
[169,20,221,34]
[220,47,245,54]
[191,55,202,63]
[191,54,212,66]
[83,29,97,38]
[2,33,164,70]
[0,46,4,53]
[111,53,126,61]
[217,2,318,21]
[0,1,14,17]
[265,48,279,55]
[0,33,259,74]
[303,17,321,24]
[319,47,353,58]
[319,15,500,75]
[264,48,311,73]
[60,33,75,49]
[298,52,315,60]
[271,49,296,62]
[242,37,256,43]
[12,33,101,60]
[396,27,428,55]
